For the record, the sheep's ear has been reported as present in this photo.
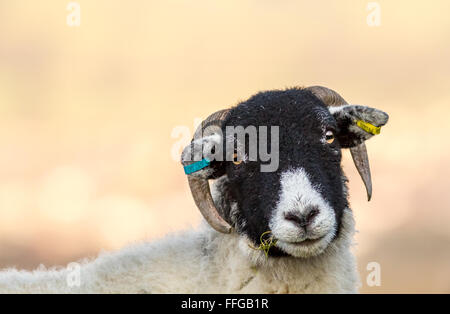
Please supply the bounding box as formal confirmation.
[181,133,227,179]
[330,105,389,148]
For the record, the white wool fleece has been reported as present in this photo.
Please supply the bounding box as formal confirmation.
[0,208,359,294]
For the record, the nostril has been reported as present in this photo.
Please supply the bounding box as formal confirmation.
[306,207,319,223]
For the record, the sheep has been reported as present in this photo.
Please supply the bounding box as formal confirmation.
[0,86,389,293]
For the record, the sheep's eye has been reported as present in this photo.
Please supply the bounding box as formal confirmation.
[325,130,335,144]
[233,153,242,165]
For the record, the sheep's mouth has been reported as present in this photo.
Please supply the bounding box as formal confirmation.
[274,234,333,258]
[285,236,325,246]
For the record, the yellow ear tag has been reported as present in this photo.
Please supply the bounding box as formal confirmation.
[248,231,278,258]
[356,120,381,135]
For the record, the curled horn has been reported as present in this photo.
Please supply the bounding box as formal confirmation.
[185,109,233,233]
[305,86,373,201]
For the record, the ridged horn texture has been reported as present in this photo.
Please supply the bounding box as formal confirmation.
[305,86,373,201]
[187,109,233,233]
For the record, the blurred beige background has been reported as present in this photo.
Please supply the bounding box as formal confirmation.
[0,0,449,293]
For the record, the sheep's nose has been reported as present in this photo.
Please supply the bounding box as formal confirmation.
[284,206,320,228]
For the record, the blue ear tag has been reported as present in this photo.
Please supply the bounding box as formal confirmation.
[183,158,211,175]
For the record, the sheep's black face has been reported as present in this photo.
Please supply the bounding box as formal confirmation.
[184,87,389,258]
[218,89,347,258]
